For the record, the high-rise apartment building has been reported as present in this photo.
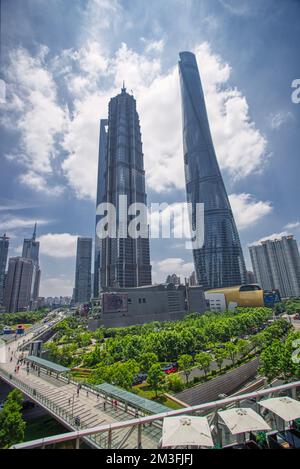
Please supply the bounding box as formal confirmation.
[0,234,9,305]
[4,257,34,313]
[178,51,246,289]
[94,85,152,294]
[74,237,92,304]
[249,235,300,298]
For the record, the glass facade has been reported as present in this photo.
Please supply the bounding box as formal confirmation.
[178,51,246,289]
[0,234,9,305]
[74,237,92,303]
[94,86,152,293]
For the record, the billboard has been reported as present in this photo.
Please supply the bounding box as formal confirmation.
[102,293,128,313]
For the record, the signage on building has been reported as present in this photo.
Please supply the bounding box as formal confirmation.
[102,293,128,313]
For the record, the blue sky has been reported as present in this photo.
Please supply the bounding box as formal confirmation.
[0,0,300,296]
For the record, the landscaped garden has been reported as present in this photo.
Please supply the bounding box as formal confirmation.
[41,306,298,407]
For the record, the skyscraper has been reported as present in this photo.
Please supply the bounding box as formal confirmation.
[74,237,92,303]
[249,235,300,298]
[4,257,34,313]
[178,51,246,289]
[22,223,41,300]
[94,85,152,293]
[0,234,9,305]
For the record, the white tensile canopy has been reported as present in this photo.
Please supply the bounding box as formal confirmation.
[218,408,271,435]
[259,397,300,422]
[162,416,214,448]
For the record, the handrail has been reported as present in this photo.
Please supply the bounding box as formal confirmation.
[9,379,300,449]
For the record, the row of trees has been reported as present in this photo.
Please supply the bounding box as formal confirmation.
[89,308,271,364]
[87,317,291,394]
[0,309,49,327]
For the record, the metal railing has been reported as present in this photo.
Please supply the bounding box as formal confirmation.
[8,379,300,449]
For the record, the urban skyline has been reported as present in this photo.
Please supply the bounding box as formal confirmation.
[1,0,300,297]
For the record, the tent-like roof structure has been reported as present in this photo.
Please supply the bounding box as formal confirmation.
[162,416,214,448]
[26,355,69,374]
[218,408,270,435]
[95,382,170,415]
[259,397,300,422]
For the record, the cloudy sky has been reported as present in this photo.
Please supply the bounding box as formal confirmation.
[1,0,300,296]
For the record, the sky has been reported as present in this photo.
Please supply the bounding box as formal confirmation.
[0,0,300,297]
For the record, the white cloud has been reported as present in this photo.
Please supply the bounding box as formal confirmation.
[0,215,50,232]
[19,171,64,196]
[144,39,165,54]
[152,257,194,283]
[284,221,300,230]
[229,193,273,230]
[269,111,294,130]
[3,40,268,199]
[219,0,253,16]
[40,276,73,297]
[3,46,67,192]
[38,233,78,258]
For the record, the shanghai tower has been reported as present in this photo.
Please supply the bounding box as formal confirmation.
[178,51,246,289]
[94,85,152,295]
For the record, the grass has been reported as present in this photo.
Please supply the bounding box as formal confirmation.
[134,384,183,410]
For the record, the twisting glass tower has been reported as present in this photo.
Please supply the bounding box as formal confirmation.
[178,51,246,289]
[94,85,152,295]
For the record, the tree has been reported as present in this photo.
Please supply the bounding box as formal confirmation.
[224,342,238,365]
[166,374,184,392]
[236,339,249,357]
[213,348,228,372]
[0,389,26,449]
[178,354,193,384]
[260,340,284,383]
[195,352,212,377]
[139,352,158,373]
[111,360,140,390]
[147,364,166,397]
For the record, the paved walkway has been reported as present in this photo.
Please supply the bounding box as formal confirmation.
[0,320,160,449]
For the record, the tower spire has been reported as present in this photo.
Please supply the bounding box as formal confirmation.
[32,223,37,241]
[121,80,126,93]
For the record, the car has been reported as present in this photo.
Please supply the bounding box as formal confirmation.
[132,372,148,386]
[162,363,178,374]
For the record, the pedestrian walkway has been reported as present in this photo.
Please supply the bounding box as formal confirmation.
[0,323,160,449]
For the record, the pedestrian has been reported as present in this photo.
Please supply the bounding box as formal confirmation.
[97,393,100,400]
[86,390,89,398]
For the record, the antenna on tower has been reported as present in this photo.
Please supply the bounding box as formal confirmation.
[33,222,37,241]
[121,81,126,93]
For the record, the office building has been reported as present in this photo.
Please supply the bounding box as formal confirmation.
[74,237,92,304]
[249,235,300,298]
[178,51,246,289]
[22,223,41,301]
[94,85,152,295]
[4,257,34,313]
[166,273,181,285]
[0,234,9,305]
